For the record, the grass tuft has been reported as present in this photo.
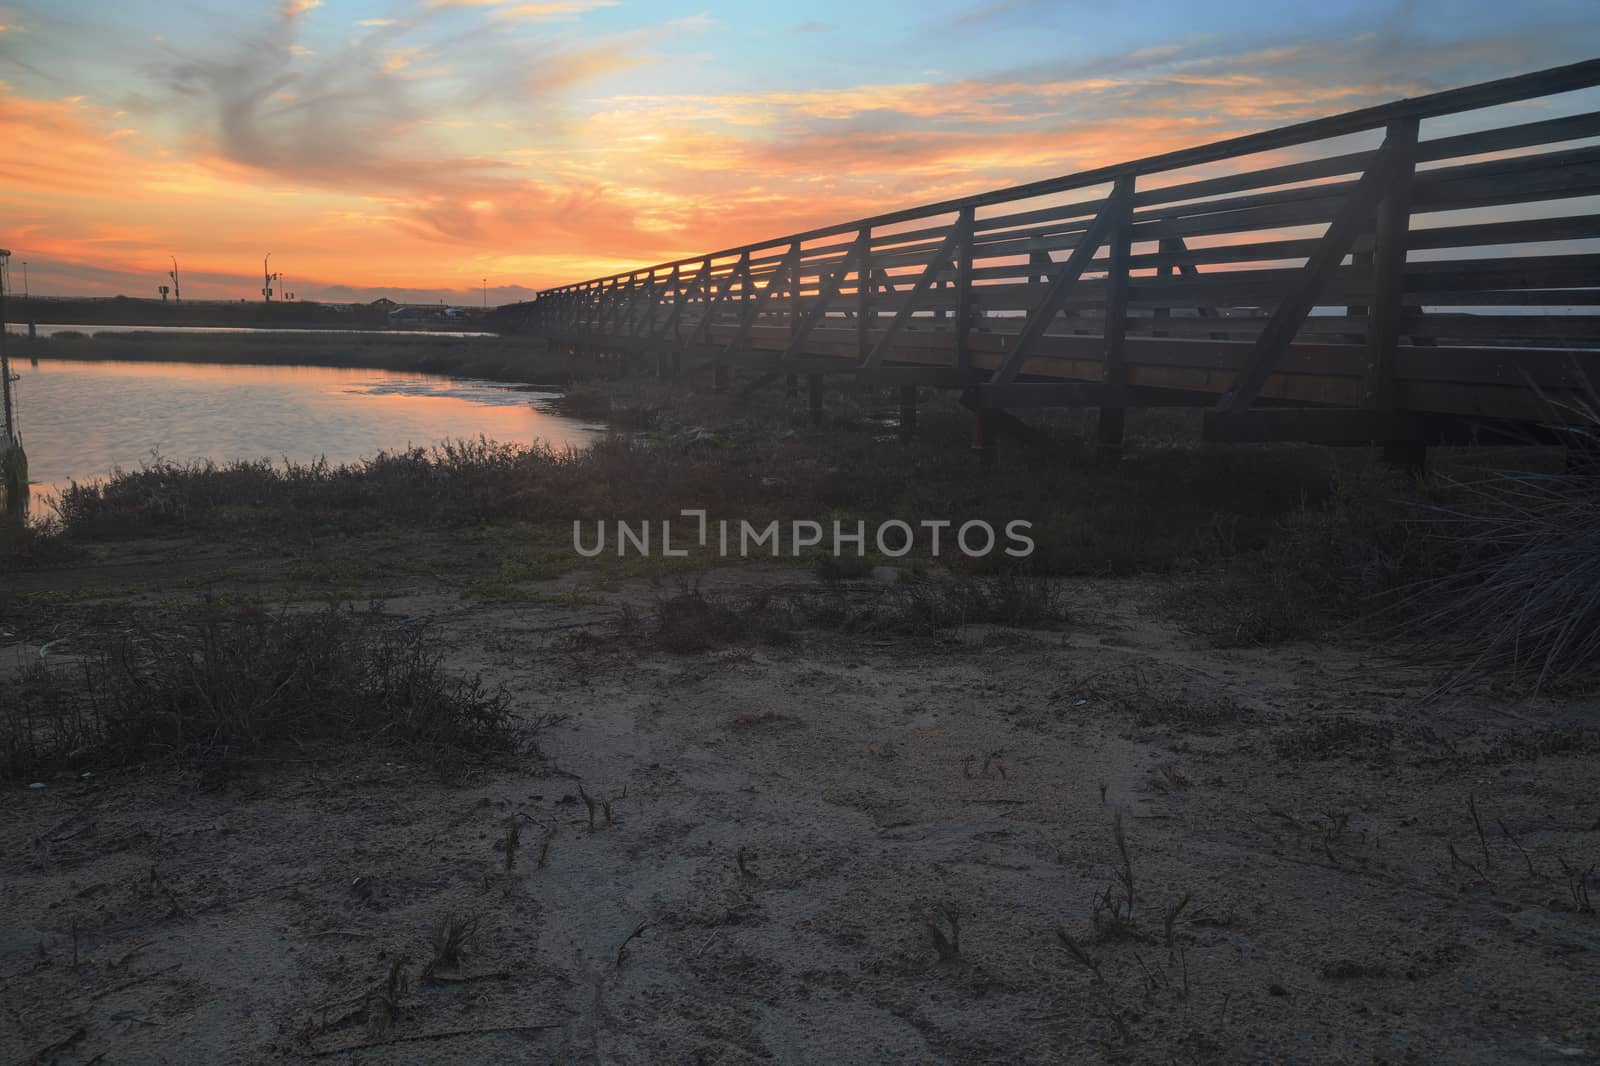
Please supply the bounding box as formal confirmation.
[0,603,524,781]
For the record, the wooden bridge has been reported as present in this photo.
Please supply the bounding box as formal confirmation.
[508,60,1600,466]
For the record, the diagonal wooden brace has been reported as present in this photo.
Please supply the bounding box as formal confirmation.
[665,260,711,341]
[1215,135,1405,413]
[726,244,802,355]
[783,230,872,358]
[990,185,1131,385]
[861,227,962,368]
[691,252,748,345]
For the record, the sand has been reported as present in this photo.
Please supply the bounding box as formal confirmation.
[3,569,1598,1064]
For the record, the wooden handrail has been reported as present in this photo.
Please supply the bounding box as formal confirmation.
[536,58,1600,296]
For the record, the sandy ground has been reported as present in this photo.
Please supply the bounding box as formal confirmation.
[3,569,1599,1064]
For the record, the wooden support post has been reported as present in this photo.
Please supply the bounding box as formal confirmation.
[791,256,803,337]
[1365,117,1421,473]
[856,227,872,363]
[955,206,975,373]
[969,392,999,473]
[807,373,824,426]
[898,385,918,439]
[1364,118,1419,412]
[1096,175,1135,463]
[788,248,804,400]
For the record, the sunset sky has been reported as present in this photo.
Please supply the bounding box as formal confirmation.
[1,0,1596,304]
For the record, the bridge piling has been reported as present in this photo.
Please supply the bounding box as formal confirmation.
[807,374,824,426]
[971,404,1000,473]
[898,386,918,439]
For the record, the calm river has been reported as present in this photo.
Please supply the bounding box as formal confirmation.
[8,359,601,504]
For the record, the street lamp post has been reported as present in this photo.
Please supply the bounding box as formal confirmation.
[263,253,280,303]
[482,278,487,310]
[169,256,181,304]
[0,248,15,444]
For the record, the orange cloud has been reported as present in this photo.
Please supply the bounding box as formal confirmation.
[6,13,1591,302]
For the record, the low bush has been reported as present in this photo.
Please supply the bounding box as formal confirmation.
[0,604,524,781]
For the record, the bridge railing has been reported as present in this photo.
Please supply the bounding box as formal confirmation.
[522,59,1600,446]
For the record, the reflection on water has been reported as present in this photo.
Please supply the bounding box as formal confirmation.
[14,359,601,502]
[5,322,496,338]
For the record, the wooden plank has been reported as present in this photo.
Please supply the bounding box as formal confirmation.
[981,382,1219,407]
[855,366,987,387]
[1406,289,1600,306]
[974,198,1110,235]
[1402,254,1600,290]
[1411,146,1600,213]
[1204,409,1430,444]
[1138,149,1376,210]
[1133,111,1600,212]
[1406,213,1600,252]
[1401,314,1600,341]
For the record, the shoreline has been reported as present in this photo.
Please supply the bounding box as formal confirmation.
[10,328,572,387]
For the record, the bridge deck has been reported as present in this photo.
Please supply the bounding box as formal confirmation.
[512,60,1600,449]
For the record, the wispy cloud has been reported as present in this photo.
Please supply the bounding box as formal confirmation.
[4,0,1597,299]
[932,0,1037,32]
[494,1,621,21]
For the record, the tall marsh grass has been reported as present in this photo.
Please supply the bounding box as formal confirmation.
[1400,402,1600,690]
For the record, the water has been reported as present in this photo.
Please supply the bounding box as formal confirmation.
[6,322,496,339]
[8,359,601,503]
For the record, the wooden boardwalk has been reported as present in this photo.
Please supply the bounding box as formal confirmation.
[507,60,1600,463]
